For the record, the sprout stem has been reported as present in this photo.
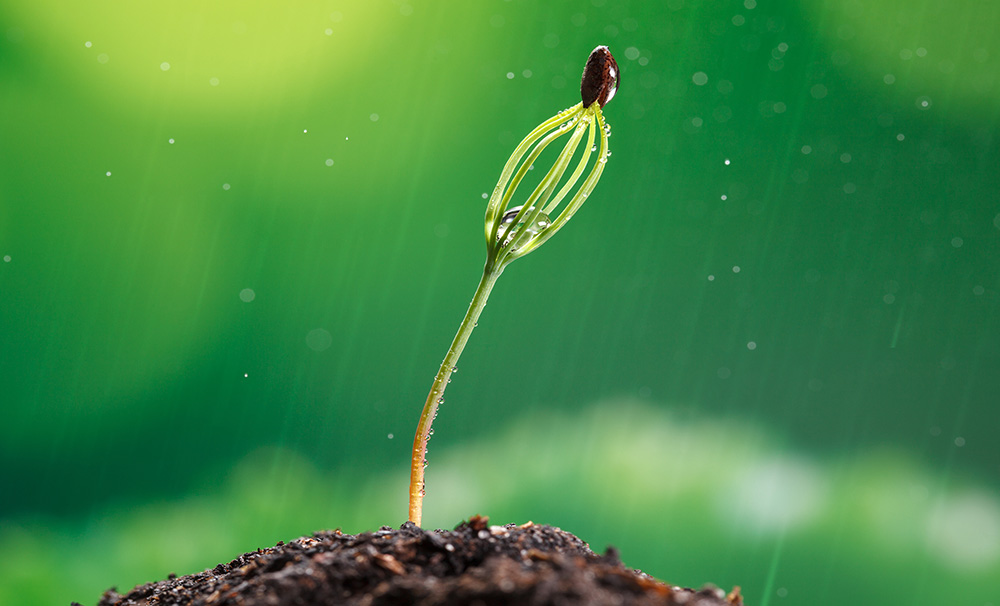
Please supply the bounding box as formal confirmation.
[408,264,503,526]
[408,45,618,527]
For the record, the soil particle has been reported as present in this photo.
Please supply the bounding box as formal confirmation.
[90,516,743,606]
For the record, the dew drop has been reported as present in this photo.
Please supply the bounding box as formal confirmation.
[497,205,551,245]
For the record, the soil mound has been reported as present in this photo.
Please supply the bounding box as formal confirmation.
[91,516,742,606]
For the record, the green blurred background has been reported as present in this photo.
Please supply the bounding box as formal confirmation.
[2,0,998,604]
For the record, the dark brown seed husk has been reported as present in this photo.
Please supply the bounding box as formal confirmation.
[581,45,619,108]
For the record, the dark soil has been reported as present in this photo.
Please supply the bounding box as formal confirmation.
[89,516,743,606]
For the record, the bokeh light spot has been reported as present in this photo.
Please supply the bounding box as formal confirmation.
[927,492,1000,570]
[306,328,333,352]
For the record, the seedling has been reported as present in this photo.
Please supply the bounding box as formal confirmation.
[408,46,620,526]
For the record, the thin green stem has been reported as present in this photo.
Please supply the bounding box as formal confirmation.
[542,116,595,216]
[527,118,589,213]
[488,114,580,245]
[503,117,590,261]
[527,104,608,253]
[408,264,503,526]
[485,104,581,242]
